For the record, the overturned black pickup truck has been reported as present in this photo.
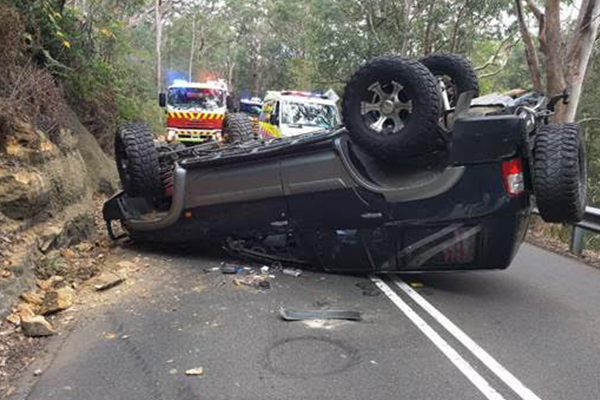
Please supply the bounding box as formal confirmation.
[103,54,586,273]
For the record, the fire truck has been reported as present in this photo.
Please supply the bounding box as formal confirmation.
[158,80,251,144]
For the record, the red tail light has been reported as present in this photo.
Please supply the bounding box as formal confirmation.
[501,158,525,196]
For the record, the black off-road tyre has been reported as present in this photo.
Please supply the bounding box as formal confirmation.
[533,124,587,223]
[342,55,441,162]
[420,53,479,106]
[114,124,162,199]
[224,113,252,143]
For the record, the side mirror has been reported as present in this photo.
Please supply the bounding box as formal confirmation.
[270,113,279,126]
[158,93,166,108]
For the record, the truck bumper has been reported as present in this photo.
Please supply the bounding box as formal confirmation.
[167,128,222,143]
[103,164,187,239]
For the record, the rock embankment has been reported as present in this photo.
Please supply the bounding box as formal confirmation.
[0,107,118,317]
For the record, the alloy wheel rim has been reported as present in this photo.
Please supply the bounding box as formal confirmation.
[360,80,413,134]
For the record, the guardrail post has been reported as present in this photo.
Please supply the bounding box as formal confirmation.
[570,226,584,256]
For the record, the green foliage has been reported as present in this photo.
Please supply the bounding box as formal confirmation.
[4,0,161,149]
[578,50,600,209]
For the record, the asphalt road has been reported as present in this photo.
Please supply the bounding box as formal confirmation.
[9,243,600,400]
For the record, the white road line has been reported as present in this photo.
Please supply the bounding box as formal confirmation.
[392,278,542,400]
[370,276,506,400]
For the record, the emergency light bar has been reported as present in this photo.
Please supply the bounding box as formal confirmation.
[280,89,339,101]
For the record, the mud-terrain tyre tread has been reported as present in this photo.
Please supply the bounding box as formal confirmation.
[342,55,441,161]
[533,123,587,223]
[224,113,252,143]
[115,124,162,199]
[419,53,479,99]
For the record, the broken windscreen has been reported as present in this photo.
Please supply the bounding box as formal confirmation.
[167,87,224,110]
[281,101,339,128]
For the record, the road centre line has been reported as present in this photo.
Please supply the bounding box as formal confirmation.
[391,278,542,400]
[370,276,506,400]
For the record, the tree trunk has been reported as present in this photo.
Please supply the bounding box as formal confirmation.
[188,14,196,81]
[422,2,437,55]
[253,38,263,97]
[253,59,263,97]
[514,0,600,123]
[227,54,236,91]
[400,0,412,55]
[543,0,566,98]
[515,0,544,93]
[450,0,470,54]
[558,0,600,122]
[155,0,162,93]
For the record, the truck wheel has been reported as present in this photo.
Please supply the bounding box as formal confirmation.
[533,124,587,223]
[342,55,441,162]
[114,124,162,199]
[224,113,252,143]
[420,53,479,107]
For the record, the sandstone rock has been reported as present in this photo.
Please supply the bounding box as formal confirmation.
[37,226,62,254]
[36,252,68,279]
[6,313,20,326]
[37,215,94,256]
[16,303,36,319]
[76,242,93,252]
[40,287,75,314]
[38,275,65,291]
[3,121,58,162]
[116,261,136,269]
[60,248,77,259]
[21,291,44,306]
[92,272,124,291]
[0,170,51,220]
[6,303,35,326]
[21,315,55,337]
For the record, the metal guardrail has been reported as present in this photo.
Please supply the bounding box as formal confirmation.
[533,206,600,255]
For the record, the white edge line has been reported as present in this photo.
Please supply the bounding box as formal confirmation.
[369,276,506,400]
[393,278,542,400]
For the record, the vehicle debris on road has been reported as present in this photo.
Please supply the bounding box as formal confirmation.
[220,264,244,274]
[355,282,381,297]
[282,268,302,277]
[233,275,271,290]
[185,367,204,376]
[279,308,362,321]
